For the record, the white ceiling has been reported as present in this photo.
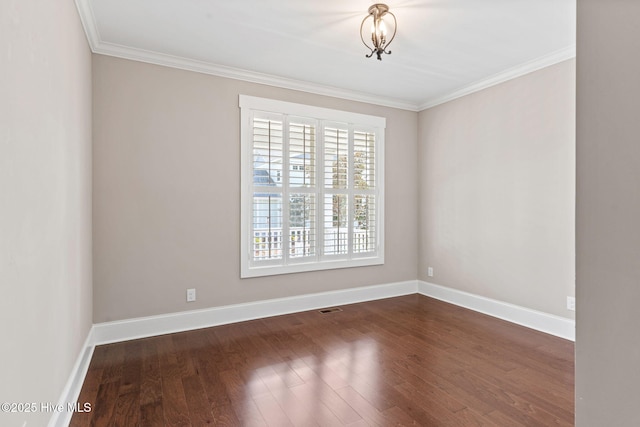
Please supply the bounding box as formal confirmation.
[76,0,576,111]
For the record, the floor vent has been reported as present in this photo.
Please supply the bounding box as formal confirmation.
[319,307,343,314]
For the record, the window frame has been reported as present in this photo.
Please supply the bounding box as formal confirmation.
[240,95,385,278]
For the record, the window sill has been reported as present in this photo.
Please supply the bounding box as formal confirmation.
[241,255,384,278]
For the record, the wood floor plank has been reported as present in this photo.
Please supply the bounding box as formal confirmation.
[288,380,362,425]
[252,392,295,427]
[160,356,192,427]
[69,362,104,427]
[71,295,574,426]
[89,380,121,427]
[518,390,575,423]
[218,368,268,425]
[139,399,164,427]
[111,390,140,427]
[395,380,457,425]
[194,356,233,409]
[393,373,466,416]
[334,386,392,427]
[182,374,215,426]
[288,387,345,427]
[210,403,242,427]
[453,407,504,427]
[139,338,161,397]
[99,343,125,384]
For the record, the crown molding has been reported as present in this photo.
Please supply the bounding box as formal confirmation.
[73,0,418,111]
[74,0,574,113]
[92,42,421,111]
[74,0,101,48]
[418,45,576,110]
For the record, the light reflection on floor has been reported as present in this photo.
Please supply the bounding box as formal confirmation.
[245,337,380,425]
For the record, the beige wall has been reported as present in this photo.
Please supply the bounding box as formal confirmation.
[418,59,576,318]
[92,55,418,322]
[576,1,640,425]
[0,0,93,426]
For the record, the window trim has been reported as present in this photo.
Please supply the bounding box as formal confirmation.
[240,95,385,278]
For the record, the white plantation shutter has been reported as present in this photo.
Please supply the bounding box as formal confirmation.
[240,95,385,278]
[251,117,284,262]
[353,130,377,254]
[287,118,317,260]
[323,125,349,256]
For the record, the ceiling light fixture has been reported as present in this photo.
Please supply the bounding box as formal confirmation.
[360,3,397,61]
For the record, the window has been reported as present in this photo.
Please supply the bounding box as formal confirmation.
[240,95,385,278]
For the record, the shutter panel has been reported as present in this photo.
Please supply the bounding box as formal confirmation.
[288,122,315,188]
[353,130,377,254]
[324,126,349,190]
[288,120,317,260]
[289,193,316,258]
[354,130,375,190]
[251,117,284,262]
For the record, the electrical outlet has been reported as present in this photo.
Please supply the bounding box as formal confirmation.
[567,296,575,311]
[187,288,196,302]
[427,267,434,277]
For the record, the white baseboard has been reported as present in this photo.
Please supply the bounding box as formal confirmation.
[418,281,575,341]
[48,328,96,427]
[90,278,574,346]
[52,279,574,425]
[91,280,419,345]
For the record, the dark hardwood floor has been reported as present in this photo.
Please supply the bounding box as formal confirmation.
[71,294,574,426]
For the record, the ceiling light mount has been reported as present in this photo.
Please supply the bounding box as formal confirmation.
[360,3,397,61]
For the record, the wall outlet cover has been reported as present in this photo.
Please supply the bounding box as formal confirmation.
[567,296,575,311]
